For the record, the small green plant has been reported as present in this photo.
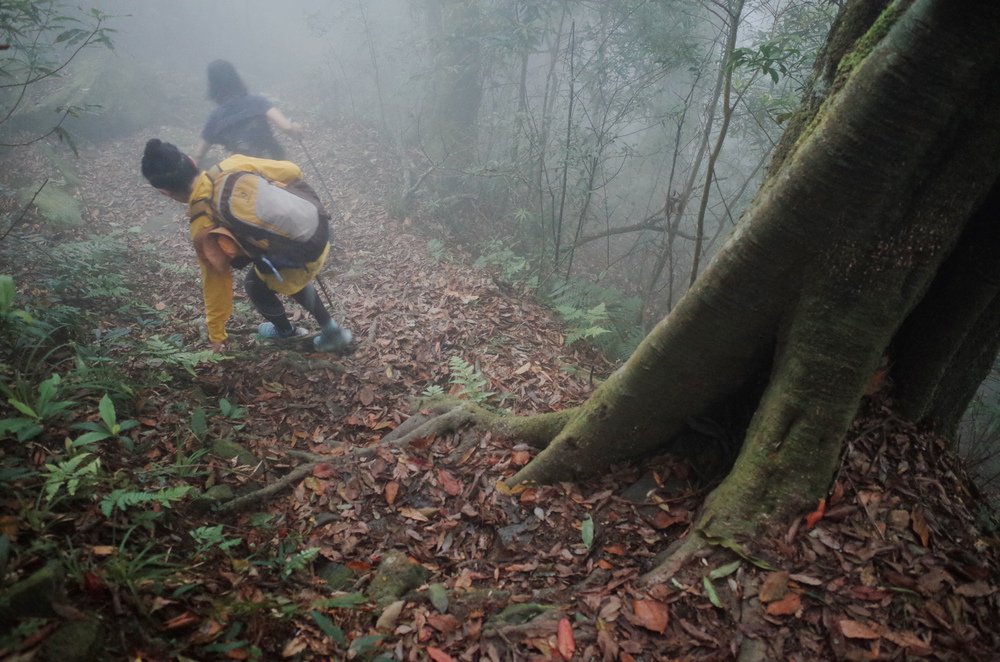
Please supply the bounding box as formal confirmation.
[474,239,529,283]
[191,525,243,557]
[43,236,133,302]
[104,531,180,602]
[0,373,77,441]
[448,356,494,404]
[548,277,644,358]
[426,238,450,264]
[421,384,445,398]
[218,397,247,421]
[555,301,612,346]
[276,546,321,578]
[71,393,139,451]
[43,452,100,501]
[169,447,211,479]
[99,485,192,518]
[190,407,208,441]
[142,335,228,376]
[64,353,134,401]
[0,275,31,324]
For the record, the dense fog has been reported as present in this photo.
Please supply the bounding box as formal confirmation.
[2,0,836,343]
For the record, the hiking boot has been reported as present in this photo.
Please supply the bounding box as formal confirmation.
[314,322,353,354]
[258,322,309,339]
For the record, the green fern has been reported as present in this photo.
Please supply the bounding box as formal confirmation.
[42,236,133,301]
[548,278,644,357]
[426,239,449,264]
[191,525,242,555]
[142,335,227,376]
[448,356,494,404]
[43,452,100,501]
[421,384,445,398]
[99,485,192,517]
[474,239,529,283]
[555,302,612,346]
[278,547,321,578]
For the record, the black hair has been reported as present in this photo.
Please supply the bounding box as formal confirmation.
[207,59,248,104]
[141,139,197,192]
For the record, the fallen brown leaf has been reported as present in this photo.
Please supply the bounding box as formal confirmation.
[911,508,930,547]
[557,616,576,660]
[955,581,994,597]
[632,599,669,634]
[765,592,801,617]
[427,646,456,662]
[839,619,881,640]
[384,480,400,505]
[759,571,790,603]
[438,469,463,496]
[358,384,375,406]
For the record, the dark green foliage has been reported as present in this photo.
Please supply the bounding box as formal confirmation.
[1,1,115,148]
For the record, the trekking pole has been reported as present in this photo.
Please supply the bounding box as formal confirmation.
[295,137,337,210]
[315,272,336,312]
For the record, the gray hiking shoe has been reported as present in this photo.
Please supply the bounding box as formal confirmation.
[258,322,309,339]
[314,322,353,354]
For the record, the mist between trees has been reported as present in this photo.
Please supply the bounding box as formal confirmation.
[3,0,999,514]
[4,0,1000,506]
[5,1,1000,659]
[4,0,836,352]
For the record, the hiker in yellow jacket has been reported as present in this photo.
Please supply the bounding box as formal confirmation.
[140,138,352,354]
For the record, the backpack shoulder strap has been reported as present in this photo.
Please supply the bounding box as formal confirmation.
[189,164,230,225]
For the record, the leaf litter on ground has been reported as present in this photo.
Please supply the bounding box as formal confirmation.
[1,111,999,661]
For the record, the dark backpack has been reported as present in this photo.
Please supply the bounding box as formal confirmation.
[205,166,330,273]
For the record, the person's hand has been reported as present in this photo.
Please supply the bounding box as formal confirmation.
[211,340,226,353]
[286,122,304,138]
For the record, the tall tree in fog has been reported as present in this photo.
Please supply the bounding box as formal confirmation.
[424,0,483,182]
[410,1,833,326]
[403,0,1000,578]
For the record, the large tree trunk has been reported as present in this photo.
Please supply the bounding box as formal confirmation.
[492,0,1000,562]
[892,180,1000,435]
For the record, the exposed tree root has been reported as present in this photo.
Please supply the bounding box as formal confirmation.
[382,397,574,452]
[216,447,373,514]
[382,400,480,448]
[639,533,710,586]
[215,398,572,514]
[216,461,322,514]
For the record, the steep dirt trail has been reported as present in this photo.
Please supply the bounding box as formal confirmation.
[43,116,1000,660]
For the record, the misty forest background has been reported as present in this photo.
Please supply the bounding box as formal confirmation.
[2,1,1000,660]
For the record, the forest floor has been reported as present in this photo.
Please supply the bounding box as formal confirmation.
[2,113,1000,661]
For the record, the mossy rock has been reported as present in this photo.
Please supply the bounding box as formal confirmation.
[0,561,65,624]
[446,587,511,620]
[366,550,429,607]
[18,183,82,226]
[209,439,259,466]
[317,561,355,591]
[5,51,181,142]
[485,602,555,630]
[190,484,236,512]
[40,616,105,662]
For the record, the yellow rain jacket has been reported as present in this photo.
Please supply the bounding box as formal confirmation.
[187,155,329,344]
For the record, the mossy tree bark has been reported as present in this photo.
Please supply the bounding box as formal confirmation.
[444,0,1000,571]
[892,181,1000,436]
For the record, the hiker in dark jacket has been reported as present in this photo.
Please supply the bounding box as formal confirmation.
[141,139,352,354]
[191,60,302,167]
